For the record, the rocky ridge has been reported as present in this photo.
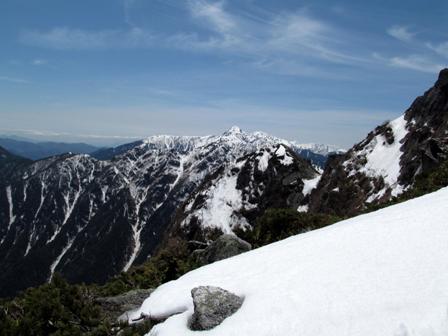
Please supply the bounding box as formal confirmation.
[309,69,448,216]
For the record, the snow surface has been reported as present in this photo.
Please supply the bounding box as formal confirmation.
[275,145,294,166]
[182,166,250,235]
[257,150,271,172]
[362,116,407,192]
[131,187,448,336]
[297,175,321,213]
[1,186,15,245]
[301,175,321,196]
[5,186,15,230]
[345,115,408,200]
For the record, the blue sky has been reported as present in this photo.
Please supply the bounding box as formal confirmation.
[1,0,447,147]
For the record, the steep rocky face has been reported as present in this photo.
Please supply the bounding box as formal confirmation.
[170,144,319,243]
[0,128,321,297]
[309,69,448,216]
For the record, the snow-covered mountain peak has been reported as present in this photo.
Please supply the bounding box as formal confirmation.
[140,135,208,152]
[224,126,243,135]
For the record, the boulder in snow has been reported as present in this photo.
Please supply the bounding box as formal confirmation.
[190,286,244,330]
[194,234,252,266]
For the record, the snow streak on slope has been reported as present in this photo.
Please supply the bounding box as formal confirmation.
[1,186,15,245]
[49,237,75,281]
[5,186,15,230]
[132,187,448,336]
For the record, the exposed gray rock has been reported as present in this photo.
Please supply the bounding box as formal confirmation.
[95,288,153,323]
[194,234,251,266]
[190,286,244,331]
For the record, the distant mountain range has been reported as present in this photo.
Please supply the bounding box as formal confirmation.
[0,138,99,160]
[0,126,337,296]
[0,134,341,170]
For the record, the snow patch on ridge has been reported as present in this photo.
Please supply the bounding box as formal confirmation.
[302,175,321,196]
[257,150,271,172]
[362,115,407,190]
[182,170,249,234]
[345,115,409,201]
[275,145,294,166]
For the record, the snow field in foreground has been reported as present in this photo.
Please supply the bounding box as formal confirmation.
[131,187,448,336]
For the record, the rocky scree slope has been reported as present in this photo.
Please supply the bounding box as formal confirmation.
[0,127,318,297]
[309,69,448,217]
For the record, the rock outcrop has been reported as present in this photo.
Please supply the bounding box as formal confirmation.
[95,288,153,323]
[189,286,244,331]
[309,68,448,216]
[193,234,251,266]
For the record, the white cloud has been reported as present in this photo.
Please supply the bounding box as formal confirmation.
[389,55,445,73]
[0,76,30,84]
[387,25,415,42]
[266,13,363,64]
[20,1,441,78]
[32,59,47,65]
[188,0,237,34]
[17,1,369,77]
[176,2,365,71]
[427,42,448,58]
[20,27,155,50]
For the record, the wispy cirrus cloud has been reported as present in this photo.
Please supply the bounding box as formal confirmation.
[171,2,368,77]
[427,41,448,58]
[18,1,445,77]
[20,27,155,50]
[389,55,445,73]
[32,59,47,65]
[374,53,444,74]
[189,0,237,35]
[387,25,415,42]
[381,24,447,73]
[0,76,30,84]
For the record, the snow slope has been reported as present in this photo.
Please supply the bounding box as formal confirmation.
[344,115,409,199]
[131,187,448,336]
